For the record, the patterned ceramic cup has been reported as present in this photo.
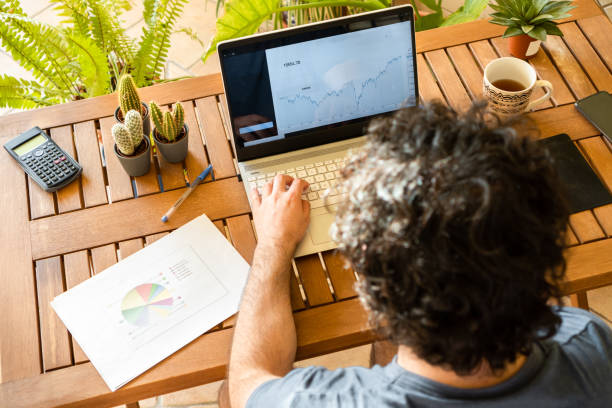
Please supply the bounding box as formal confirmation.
[483,57,553,115]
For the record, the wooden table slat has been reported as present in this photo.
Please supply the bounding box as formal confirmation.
[579,136,612,192]
[566,226,580,246]
[133,138,161,197]
[321,252,357,300]
[416,54,445,103]
[36,257,72,371]
[30,178,250,260]
[63,250,92,364]
[576,15,612,72]
[290,262,307,311]
[294,254,334,306]
[28,176,56,220]
[594,204,612,237]
[118,238,145,260]
[98,117,134,203]
[90,244,118,275]
[425,49,472,111]
[488,38,554,110]
[528,105,600,140]
[226,215,257,265]
[182,101,210,184]
[559,22,612,94]
[0,158,41,382]
[569,210,606,243]
[51,126,82,213]
[468,40,499,72]
[195,97,236,179]
[145,232,170,246]
[446,44,485,100]
[73,121,108,207]
[564,237,612,293]
[542,35,596,100]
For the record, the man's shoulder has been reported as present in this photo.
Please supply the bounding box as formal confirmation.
[247,364,391,407]
[551,306,612,349]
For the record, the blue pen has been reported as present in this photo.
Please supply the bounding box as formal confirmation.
[161,164,213,223]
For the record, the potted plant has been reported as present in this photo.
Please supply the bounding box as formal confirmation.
[489,0,575,59]
[150,101,189,163]
[112,110,151,177]
[114,74,151,137]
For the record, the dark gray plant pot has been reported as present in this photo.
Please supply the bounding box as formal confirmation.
[114,102,151,137]
[114,136,151,177]
[153,124,189,164]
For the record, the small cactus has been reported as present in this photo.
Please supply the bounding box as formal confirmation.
[112,124,134,155]
[118,74,141,118]
[124,110,144,146]
[150,101,185,142]
[112,110,144,156]
[173,102,184,132]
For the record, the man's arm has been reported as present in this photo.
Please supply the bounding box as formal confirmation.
[227,174,310,408]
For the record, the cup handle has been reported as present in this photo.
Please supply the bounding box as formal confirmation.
[526,80,553,111]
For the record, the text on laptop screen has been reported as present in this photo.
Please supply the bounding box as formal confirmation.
[221,16,416,149]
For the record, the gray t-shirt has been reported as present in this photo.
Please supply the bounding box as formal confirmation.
[248,307,612,407]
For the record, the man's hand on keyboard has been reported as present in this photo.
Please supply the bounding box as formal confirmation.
[251,174,310,259]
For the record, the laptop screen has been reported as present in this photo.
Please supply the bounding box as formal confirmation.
[219,6,417,161]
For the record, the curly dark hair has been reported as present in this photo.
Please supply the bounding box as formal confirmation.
[331,101,569,375]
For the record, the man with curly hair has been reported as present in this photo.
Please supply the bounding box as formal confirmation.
[221,101,612,408]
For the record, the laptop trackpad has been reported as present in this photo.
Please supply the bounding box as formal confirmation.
[309,211,335,244]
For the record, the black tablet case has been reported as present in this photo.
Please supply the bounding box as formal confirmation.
[539,133,612,213]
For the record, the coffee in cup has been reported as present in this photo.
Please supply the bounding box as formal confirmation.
[483,57,553,115]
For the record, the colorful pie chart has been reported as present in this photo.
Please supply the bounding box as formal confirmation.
[121,283,173,326]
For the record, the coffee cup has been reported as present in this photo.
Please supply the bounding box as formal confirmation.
[483,57,553,115]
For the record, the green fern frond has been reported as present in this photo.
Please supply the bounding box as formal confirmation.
[86,0,134,64]
[148,0,187,81]
[0,74,66,109]
[0,10,80,96]
[50,0,91,37]
[64,30,111,97]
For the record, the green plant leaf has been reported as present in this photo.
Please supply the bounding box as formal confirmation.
[0,74,65,109]
[502,26,523,37]
[521,24,534,33]
[203,0,385,62]
[415,11,443,31]
[528,25,547,41]
[540,20,563,36]
[441,0,488,26]
[529,13,553,23]
[65,30,110,97]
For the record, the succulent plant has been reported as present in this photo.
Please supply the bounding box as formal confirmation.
[150,101,185,142]
[118,74,142,118]
[489,0,575,41]
[112,110,144,156]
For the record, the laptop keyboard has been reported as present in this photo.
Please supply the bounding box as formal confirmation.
[247,157,348,209]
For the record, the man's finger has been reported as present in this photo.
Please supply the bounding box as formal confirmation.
[263,180,273,196]
[273,174,293,193]
[302,198,311,214]
[289,178,309,196]
[250,187,261,208]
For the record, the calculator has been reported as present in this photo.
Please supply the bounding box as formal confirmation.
[3,126,82,192]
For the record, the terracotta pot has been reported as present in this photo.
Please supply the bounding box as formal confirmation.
[114,102,151,137]
[153,124,189,163]
[508,34,541,60]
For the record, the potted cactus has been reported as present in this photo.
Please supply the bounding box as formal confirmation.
[114,74,152,137]
[489,0,575,59]
[112,110,151,177]
[150,101,189,163]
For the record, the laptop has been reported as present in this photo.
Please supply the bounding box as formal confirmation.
[218,5,418,257]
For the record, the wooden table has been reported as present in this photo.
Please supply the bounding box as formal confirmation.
[1,1,611,406]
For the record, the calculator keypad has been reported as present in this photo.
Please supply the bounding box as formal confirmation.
[23,143,77,186]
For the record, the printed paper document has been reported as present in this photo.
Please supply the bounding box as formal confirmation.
[51,214,250,391]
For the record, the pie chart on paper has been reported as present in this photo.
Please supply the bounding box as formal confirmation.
[121,283,173,326]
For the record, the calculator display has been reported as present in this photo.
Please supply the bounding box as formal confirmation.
[14,134,46,156]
